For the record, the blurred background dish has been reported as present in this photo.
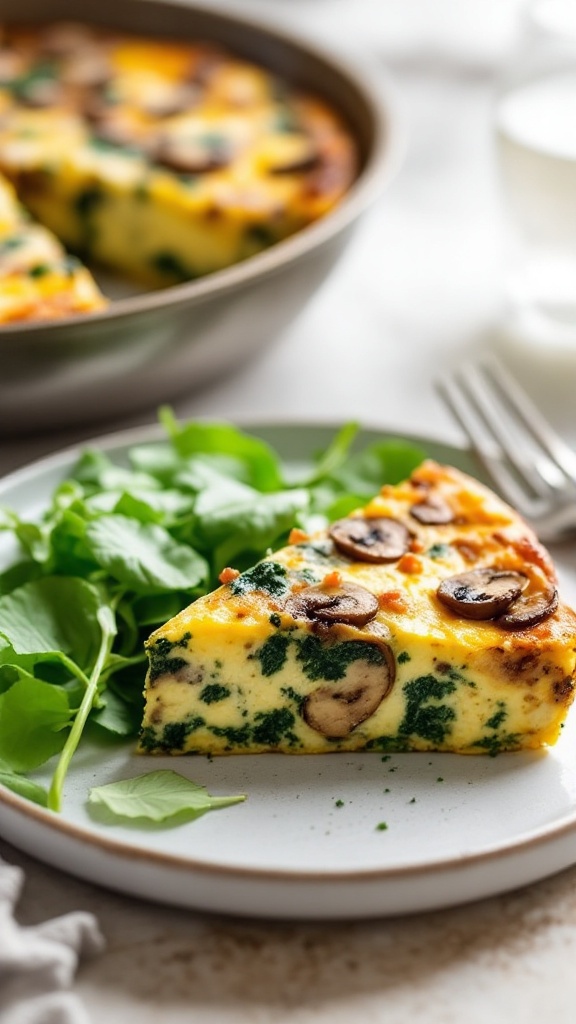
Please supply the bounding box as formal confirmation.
[0,0,400,434]
[495,0,576,364]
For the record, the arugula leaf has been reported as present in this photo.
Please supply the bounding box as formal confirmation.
[0,758,48,806]
[328,439,426,496]
[72,449,161,494]
[88,769,245,823]
[113,489,192,525]
[159,408,283,491]
[0,577,107,671]
[90,686,142,736]
[198,489,310,573]
[299,421,359,486]
[84,515,208,593]
[0,560,42,596]
[0,678,71,771]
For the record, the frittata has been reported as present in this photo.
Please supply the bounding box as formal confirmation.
[0,21,357,290]
[141,461,576,756]
[0,170,105,322]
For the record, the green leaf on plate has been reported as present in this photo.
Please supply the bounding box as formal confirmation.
[0,677,71,771]
[299,421,360,486]
[0,758,48,806]
[89,686,142,737]
[84,515,208,593]
[159,408,284,492]
[0,577,107,670]
[328,439,427,496]
[88,769,246,823]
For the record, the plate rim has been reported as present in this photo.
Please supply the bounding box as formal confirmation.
[1,417,576,889]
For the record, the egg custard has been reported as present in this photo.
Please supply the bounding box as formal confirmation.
[141,461,576,757]
[0,21,356,291]
[0,170,105,322]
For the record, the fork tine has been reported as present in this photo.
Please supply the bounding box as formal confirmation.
[480,355,576,486]
[456,361,557,499]
[438,371,547,513]
[439,355,576,538]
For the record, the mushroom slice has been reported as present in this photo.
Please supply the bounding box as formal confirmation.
[302,642,394,738]
[497,585,558,630]
[410,497,454,525]
[151,134,231,174]
[329,516,410,563]
[437,567,528,620]
[285,581,378,627]
[268,143,321,175]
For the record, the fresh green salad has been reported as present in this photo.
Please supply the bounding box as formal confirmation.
[0,410,425,819]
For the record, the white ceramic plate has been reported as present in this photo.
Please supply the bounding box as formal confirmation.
[1,422,576,921]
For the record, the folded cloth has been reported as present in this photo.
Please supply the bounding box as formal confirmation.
[0,856,105,1024]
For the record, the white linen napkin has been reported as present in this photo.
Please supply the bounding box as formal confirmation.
[0,856,104,1024]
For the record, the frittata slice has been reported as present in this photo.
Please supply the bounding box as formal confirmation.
[140,461,576,756]
[0,171,105,322]
[0,23,356,288]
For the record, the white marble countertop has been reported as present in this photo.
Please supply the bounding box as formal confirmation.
[4,0,576,1020]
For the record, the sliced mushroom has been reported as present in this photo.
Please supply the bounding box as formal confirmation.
[302,643,394,738]
[285,582,378,627]
[329,516,410,563]
[151,134,231,174]
[268,147,320,175]
[410,497,454,525]
[437,567,528,620]
[188,48,226,87]
[61,52,112,90]
[83,85,117,123]
[497,585,558,630]
[141,84,201,119]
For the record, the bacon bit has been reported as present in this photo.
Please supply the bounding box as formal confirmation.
[291,578,310,592]
[289,527,310,544]
[322,570,342,588]
[410,461,442,486]
[493,530,555,579]
[379,590,408,613]
[397,553,423,574]
[452,537,482,561]
[409,538,425,554]
[219,566,241,585]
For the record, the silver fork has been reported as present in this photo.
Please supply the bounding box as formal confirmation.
[438,355,576,541]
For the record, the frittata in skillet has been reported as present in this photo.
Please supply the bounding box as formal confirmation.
[0,21,357,290]
[140,461,576,756]
[0,170,105,322]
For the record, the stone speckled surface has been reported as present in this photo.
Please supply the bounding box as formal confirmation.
[4,836,576,1023]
